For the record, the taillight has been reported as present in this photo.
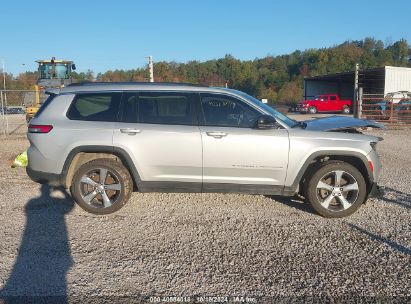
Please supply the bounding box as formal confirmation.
[28,124,53,133]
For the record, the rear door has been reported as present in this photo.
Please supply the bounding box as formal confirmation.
[198,93,289,192]
[113,91,202,191]
[329,95,340,111]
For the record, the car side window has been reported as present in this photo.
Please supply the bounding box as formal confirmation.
[67,92,122,122]
[133,92,195,125]
[330,96,337,101]
[200,93,260,128]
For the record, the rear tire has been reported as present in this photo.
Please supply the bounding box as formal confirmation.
[304,161,367,218]
[342,106,350,114]
[308,106,317,114]
[71,159,133,215]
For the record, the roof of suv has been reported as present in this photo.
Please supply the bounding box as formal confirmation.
[51,82,234,95]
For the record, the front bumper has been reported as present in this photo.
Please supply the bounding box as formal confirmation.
[26,166,63,186]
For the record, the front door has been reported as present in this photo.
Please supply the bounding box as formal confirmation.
[198,93,289,193]
[317,95,329,112]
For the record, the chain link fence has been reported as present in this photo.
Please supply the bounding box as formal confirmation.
[1,90,37,136]
[0,90,37,107]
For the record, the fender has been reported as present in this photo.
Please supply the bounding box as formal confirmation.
[282,150,373,196]
[60,145,141,188]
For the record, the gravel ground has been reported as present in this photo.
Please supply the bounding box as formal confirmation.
[0,115,410,303]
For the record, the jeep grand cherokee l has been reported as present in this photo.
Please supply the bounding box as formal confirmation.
[26,82,383,218]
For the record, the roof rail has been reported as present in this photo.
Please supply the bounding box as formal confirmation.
[67,81,209,87]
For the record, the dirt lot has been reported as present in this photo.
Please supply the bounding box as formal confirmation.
[0,114,410,302]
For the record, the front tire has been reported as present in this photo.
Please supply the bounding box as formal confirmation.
[308,106,317,114]
[71,159,133,215]
[342,106,350,114]
[305,161,367,218]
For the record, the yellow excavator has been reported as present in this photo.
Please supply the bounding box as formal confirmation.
[26,57,76,122]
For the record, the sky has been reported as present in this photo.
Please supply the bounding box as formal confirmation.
[1,0,410,75]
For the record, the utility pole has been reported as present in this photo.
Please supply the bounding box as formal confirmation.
[146,56,154,82]
[358,87,363,119]
[354,63,359,118]
[2,60,8,136]
[1,90,4,138]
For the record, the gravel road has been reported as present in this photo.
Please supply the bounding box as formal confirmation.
[0,115,410,302]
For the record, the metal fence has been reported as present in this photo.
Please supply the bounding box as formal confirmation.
[0,90,37,107]
[359,93,411,126]
[0,90,37,137]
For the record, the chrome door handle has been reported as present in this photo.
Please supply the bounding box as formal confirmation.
[120,128,141,135]
[206,131,227,138]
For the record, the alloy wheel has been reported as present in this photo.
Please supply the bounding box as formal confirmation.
[79,168,122,209]
[316,170,359,211]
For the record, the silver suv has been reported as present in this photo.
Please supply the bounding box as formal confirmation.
[26,83,383,218]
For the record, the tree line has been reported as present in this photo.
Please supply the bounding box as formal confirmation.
[3,38,410,103]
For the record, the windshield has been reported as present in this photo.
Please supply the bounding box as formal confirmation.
[39,63,70,79]
[234,90,296,127]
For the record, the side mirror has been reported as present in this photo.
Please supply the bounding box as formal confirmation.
[71,64,76,70]
[255,115,278,129]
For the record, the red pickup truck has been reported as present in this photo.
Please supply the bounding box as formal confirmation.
[297,94,352,114]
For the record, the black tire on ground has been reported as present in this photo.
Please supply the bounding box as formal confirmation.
[71,158,133,215]
[308,106,317,114]
[304,161,367,218]
[342,106,350,114]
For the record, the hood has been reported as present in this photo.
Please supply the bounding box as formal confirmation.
[303,115,384,131]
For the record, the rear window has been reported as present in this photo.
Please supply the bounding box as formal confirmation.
[67,93,122,122]
[34,94,56,118]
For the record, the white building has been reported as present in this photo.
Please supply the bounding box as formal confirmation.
[304,66,411,100]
